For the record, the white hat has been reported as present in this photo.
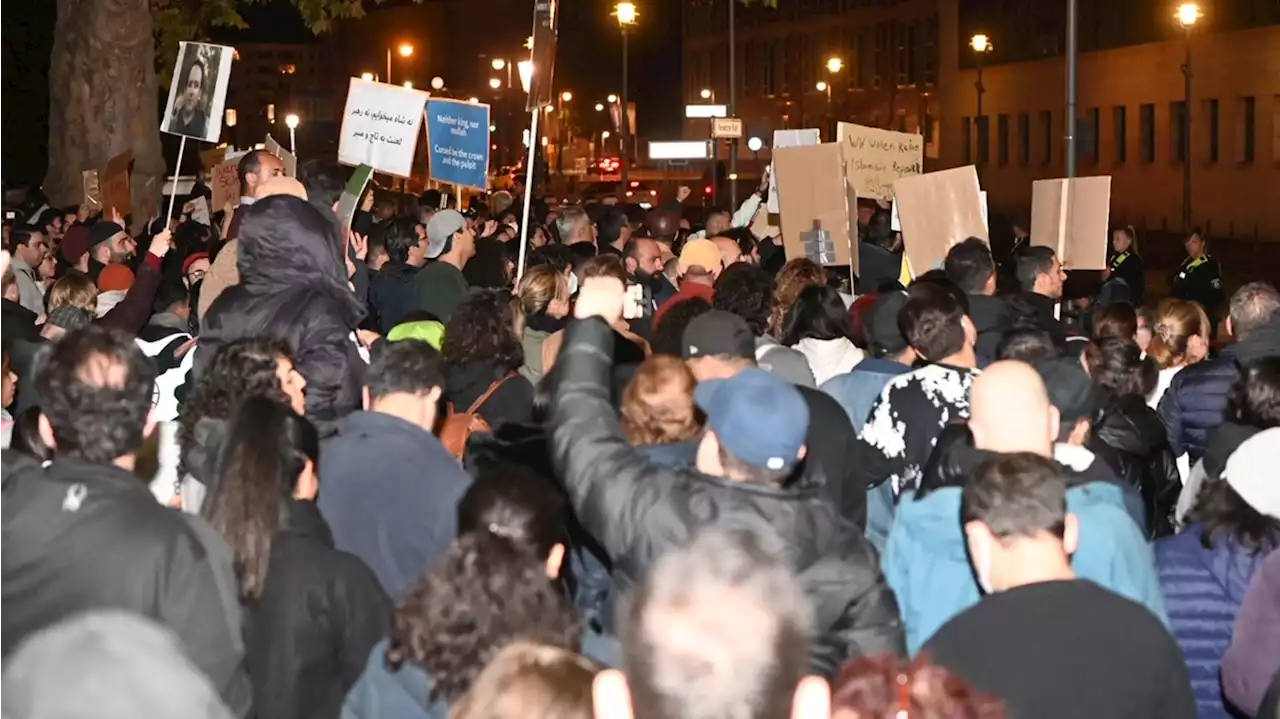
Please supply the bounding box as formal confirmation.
[1224,427,1280,520]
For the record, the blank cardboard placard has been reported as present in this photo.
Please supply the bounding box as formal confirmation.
[101,151,133,219]
[773,143,856,271]
[265,135,297,178]
[1030,176,1112,270]
[893,165,987,276]
[837,122,923,201]
[767,128,822,213]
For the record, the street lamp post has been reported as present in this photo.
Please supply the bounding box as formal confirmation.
[823,57,842,139]
[284,113,299,154]
[558,91,573,177]
[1177,2,1200,230]
[387,43,413,85]
[492,57,513,88]
[816,81,832,137]
[615,2,637,191]
[969,34,991,169]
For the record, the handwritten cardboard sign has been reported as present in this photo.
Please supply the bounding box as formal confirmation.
[210,159,240,212]
[837,122,923,202]
[338,78,429,178]
[101,151,133,219]
[1031,176,1111,270]
[773,143,856,271]
[767,128,821,213]
[82,170,102,210]
[892,165,987,276]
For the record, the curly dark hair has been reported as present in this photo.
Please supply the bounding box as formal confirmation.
[178,337,294,479]
[386,532,582,704]
[713,263,775,336]
[651,297,713,357]
[35,326,156,464]
[1188,480,1280,556]
[1083,337,1150,399]
[442,290,524,371]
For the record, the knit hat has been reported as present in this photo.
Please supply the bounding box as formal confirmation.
[182,252,210,277]
[46,305,93,331]
[61,224,93,264]
[88,221,126,250]
[386,320,445,349]
[97,264,136,292]
[1223,428,1280,519]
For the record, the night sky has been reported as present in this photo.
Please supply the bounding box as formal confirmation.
[0,0,683,186]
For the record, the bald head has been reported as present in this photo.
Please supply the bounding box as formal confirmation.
[969,361,1057,456]
[711,236,742,267]
[254,175,308,201]
[646,209,680,242]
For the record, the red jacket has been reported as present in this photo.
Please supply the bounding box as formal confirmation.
[652,280,715,330]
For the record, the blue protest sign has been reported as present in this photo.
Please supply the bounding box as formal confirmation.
[425,99,491,190]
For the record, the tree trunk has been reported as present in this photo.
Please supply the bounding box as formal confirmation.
[45,0,164,228]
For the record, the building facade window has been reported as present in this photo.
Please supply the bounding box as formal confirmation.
[1206,98,1219,162]
[1171,101,1187,163]
[1040,110,1052,164]
[997,114,1010,165]
[1140,103,1155,163]
[962,116,972,164]
[976,116,989,164]
[1018,112,1030,165]
[1241,95,1256,162]
[1086,107,1100,162]
[1113,106,1127,163]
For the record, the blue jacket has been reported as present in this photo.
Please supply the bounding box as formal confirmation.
[1157,346,1243,463]
[1155,525,1274,718]
[318,411,473,598]
[822,358,912,554]
[884,481,1170,654]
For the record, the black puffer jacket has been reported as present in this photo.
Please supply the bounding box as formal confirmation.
[245,500,392,719]
[550,318,904,676]
[966,294,1011,363]
[197,196,368,436]
[1089,394,1181,539]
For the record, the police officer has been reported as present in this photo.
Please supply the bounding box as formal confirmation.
[1102,225,1146,307]
[1171,229,1224,331]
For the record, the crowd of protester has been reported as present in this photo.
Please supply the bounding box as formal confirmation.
[3,156,1280,719]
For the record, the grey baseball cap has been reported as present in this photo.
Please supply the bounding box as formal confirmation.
[426,209,466,259]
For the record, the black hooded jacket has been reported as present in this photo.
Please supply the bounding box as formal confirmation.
[549,318,904,676]
[1088,393,1181,539]
[196,196,368,435]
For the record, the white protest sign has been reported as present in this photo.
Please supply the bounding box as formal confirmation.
[837,122,923,201]
[767,128,821,213]
[338,78,429,178]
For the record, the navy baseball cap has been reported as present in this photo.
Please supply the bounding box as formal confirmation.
[694,368,810,472]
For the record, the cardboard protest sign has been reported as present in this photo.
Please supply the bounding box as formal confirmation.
[162,42,235,143]
[892,190,987,233]
[210,159,241,212]
[101,151,133,219]
[265,135,297,178]
[1030,176,1111,270]
[772,143,857,271]
[425,99,491,191]
[183,196,212,226]
[200,146,226,170]
[767,129,821,213]
[892,165,987,276]
[837,122,923,202]
[337,164,375,231]
[338,78,429,177]
[82,170,102,210]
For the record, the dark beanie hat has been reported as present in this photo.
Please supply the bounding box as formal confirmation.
[88,222,125,249]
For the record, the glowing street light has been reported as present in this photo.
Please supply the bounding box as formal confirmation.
[595,102,604,111]
[815,81,828,92]
[607,93,618,103]
[431,76,446,90]
[398,43,414,57]
[615,1,637,25]
[614,2,637,188]
[746,136,763,152]
[403,81,414,89]
[489,78,502,89]
[826,57,843,73]
[469,97,480,104]
[561,91,573,102]
[700,88,712,100]
[284,113,299,154]
[602,131,611,139]
[1176,2,1200,27]
[492,58,507,70]
[360,72,374,82]
[969,33,991,53]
